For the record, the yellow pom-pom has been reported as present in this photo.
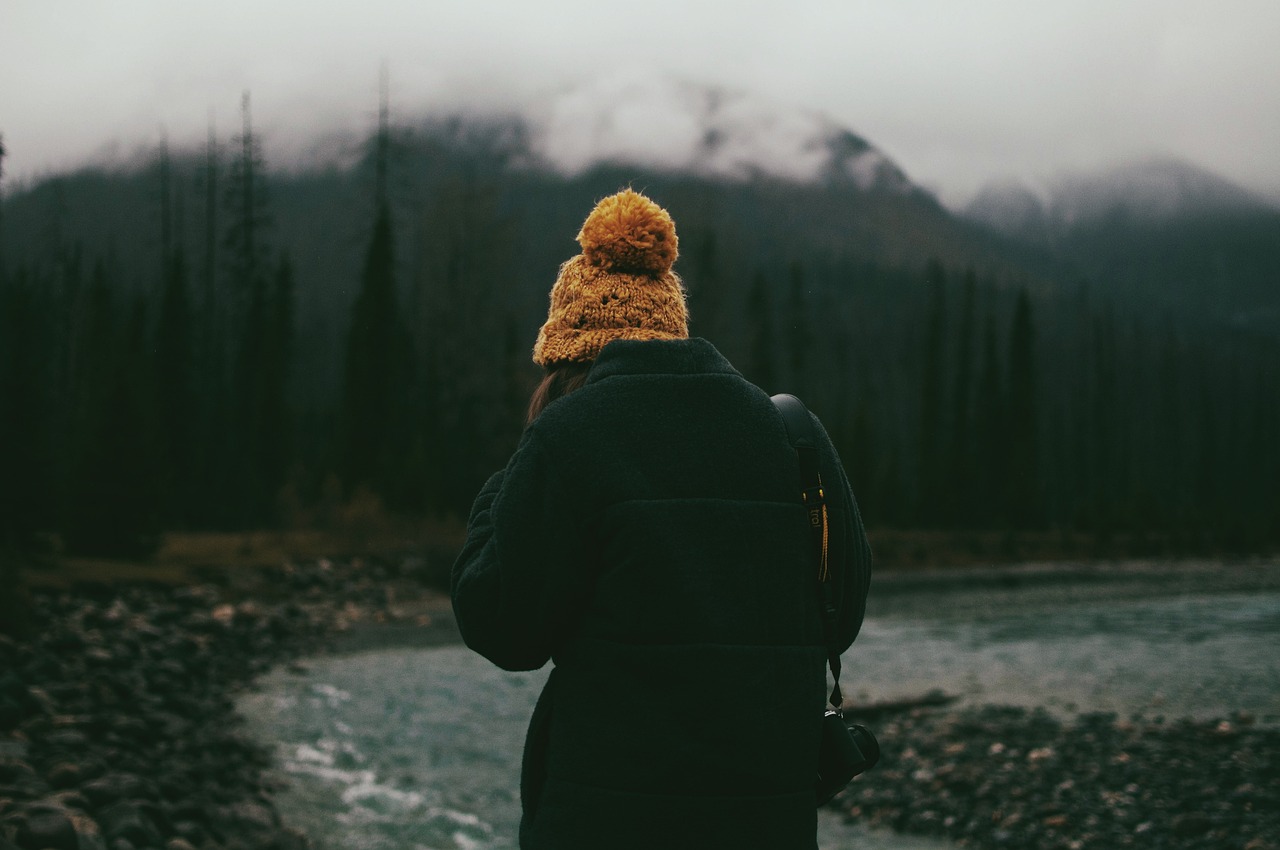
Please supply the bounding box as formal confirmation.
[577,189,678,274]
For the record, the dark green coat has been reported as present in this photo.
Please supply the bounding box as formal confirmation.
[451,338,871,849]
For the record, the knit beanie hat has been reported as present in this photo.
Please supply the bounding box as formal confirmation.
[532,189,688,366]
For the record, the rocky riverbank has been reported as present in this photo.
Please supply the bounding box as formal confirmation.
[5,557,1276,850]
[0,557,451,850]
[834,703,1280,850]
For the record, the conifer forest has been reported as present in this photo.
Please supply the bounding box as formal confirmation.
[1,100,1278,560]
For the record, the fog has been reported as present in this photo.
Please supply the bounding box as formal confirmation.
[2,0,1279,206]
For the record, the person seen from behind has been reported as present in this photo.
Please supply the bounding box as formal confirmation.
[451,188,873,849]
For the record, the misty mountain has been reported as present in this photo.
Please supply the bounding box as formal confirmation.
[0,94,1015,323]
[967,157,1274,234]
[4,81,1276,344]
[4,87,1278,548]
[528,75,917,193]
[964,158,1280,332]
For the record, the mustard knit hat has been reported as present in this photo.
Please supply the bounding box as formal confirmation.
[532,189,688,366]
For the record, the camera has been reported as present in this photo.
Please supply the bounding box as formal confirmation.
[816,709,880,805]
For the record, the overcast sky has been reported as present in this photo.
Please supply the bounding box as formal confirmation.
[2,0,1278,207]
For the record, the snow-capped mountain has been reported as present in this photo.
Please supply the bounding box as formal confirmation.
[965,157,1275,238]
[964,180,1053,243]
[1049,157,1272,225]
[528,75,914,193]
[962,157,1280,334]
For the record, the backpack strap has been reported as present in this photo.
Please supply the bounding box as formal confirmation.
[771,393,844,711]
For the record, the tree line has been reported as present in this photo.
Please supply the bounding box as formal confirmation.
[1,107,1277,559]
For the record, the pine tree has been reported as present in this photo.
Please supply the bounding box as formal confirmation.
[1091,307,1119,533]
[686,229,723,343]
[223,93,271,316]
[0,133,7,280]
[414,166,517,514]
[785,261,812,394]
[66,293,161,557]
[263,253,295,497]
[233,249,270,522]
[155,244,193,523]
[227,251,296,523]
[917,260,947,524]
[746,271,777,392]
[0,265,54,555]
[341,201,407,500]
[191,116,225,527]
[1005,288,1040,527]
[975,310,1005,524]
[948,270,977,523]
[221,92,276,524]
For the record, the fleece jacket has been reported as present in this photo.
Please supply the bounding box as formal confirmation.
[451,337,872,850]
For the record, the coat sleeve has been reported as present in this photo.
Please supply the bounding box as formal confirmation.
[814,413,872,654]
[450,428,592,672]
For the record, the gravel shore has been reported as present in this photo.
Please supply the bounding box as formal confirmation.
[834,704,1279,850]
[0,557,451,850]
[3,558,1275,850]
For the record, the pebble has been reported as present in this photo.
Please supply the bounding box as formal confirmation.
[0,557,400,850]
[834,704,1280,849]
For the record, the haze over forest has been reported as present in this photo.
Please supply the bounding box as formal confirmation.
[4,0,1280,206]
[2,66,1277,562]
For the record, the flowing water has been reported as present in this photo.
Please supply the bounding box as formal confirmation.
[240,567,1280,850]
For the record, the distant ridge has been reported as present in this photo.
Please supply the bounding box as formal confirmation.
[965,156,1276,237]
[963,157,1280,333]
[528,74,917,193]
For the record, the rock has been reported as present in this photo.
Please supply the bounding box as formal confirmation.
[218,801,277,834]
[79,774,143,808]
[0,698,24,729]
[1172,812,1211,837]
[167,821,204,846]
[95,801,160,848]
[0,760,36,786]
[47,763,82,790]
[46,790,91,813]
[76,829,109,850]
[270,826,312,850]
[2,585,348,850]
[15,804,79,850]
[67,810,107,850]
[0,671,27,703]
[25,688,57,717]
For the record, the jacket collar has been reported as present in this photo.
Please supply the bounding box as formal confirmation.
[585,338,740,384]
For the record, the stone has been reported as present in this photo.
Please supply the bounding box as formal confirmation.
[16,805,79,850]
[270,826,312,850]
[67,810,108,850]
[80,775,143,808]
[41,732,87,752]
[0,760,36,786]
[219,801,277,833]
[47,763,82,790]
[47,790,90,813]
[96,801,160,848]
[167,822,204,845]
[1172,812,1212,837]
[0,698,24,730]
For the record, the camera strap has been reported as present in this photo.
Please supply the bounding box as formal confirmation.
[771,393,844,711]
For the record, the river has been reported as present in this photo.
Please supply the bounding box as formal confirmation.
[239,562,1280,849]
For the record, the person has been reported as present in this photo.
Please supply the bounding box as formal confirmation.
[451,189,872,849]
